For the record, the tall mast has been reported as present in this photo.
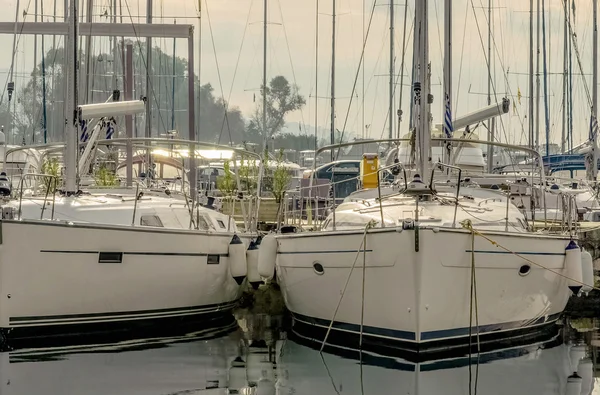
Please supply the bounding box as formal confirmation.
[535,0,540,150]
[145,0,153,173]
[528,0,534,150]
[197,0,201,140]
[592,0,598,180]
[486,0,494,172]
[84,0,92,104]
[388,0,394,140]
[41,0,48,144]
[330,0,336,161]
[112,0,119,92]
[315,0,319,148]
[32,0,38,144]
[443,0,452,163]
[562,0,567,153]
[65,0,79,193]
[414,0,430,182]
[8,0,20,145]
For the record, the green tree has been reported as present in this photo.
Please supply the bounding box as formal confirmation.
[15,44,246,145]
[246,76,305,144]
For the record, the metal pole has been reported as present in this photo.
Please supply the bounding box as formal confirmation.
[83,0,92,104]
[41,0,47,144]
[486,0,494,172]
[112,0,118,92]
[8,0,20,145]
[197,0,201,140]
[562,0,567,153]
[65,0,79,193]
[388,0,394,140]
[529,0,534,150]
[188,29,197,201]
[535,0,540,150]
[443,0,452,165]
[330,0,336,161]
[397,1,408,139]
[315,0,319,149]
[32,0,39,144]
[171,21,176,131]
[145,0,153,175]
[125,43,133,187]
[593,0,598,180]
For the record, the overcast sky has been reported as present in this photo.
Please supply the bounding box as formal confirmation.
[0,0,596,149]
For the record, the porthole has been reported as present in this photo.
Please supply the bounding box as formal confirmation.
[518,265,531,276]
[313,262,324,275]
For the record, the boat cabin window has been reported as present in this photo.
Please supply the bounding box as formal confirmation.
[217,219,226,229]
[197,215,211,230]
[140,215,164,227]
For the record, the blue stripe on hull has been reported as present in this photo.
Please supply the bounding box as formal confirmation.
[292,311,562,342]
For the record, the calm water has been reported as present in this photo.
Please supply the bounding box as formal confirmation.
[0,312,598,395]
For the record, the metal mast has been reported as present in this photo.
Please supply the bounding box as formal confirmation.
[64,0,79,194]
[388,0,394,140]
[330,0,336,161]
[528,0,534,149]
[592,0,598,180]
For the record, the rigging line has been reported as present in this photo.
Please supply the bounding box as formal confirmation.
[204,0,233,145]
[454,0,471,114]
[470,0,525,172]
[334,0,378,158]
[123,0,169,135]
[276,0,307,134]
[560,1,592,109]
[216,0,254,145]
[0,0,35,107]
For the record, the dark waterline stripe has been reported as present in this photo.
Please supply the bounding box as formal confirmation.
[10,301,237,324]
[291,312,562,342]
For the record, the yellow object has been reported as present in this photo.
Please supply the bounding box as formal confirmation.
[361,153,379,189]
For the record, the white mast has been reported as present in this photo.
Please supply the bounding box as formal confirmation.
[330,0,336,160]
[528,0,534,149]
[388,0,394,140]
[535,0,540,150]
[64,0,79,193]
[592,0,598,180]
[486,0,495,172]
[443,0,452,165]
[414,0,430,182]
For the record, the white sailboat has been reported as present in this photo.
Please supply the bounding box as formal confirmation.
[0,1,257,346]
[258,0,585,360]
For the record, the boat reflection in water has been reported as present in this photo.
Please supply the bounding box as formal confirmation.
[0,317,595,395]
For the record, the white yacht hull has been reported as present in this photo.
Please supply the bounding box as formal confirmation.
[0,220,247,344]
[275,227,572,359]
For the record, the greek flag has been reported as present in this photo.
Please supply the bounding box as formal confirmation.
[106,121,114,139]
[80,119,89,142]
[443,93,453,138]
[590,114,598,141]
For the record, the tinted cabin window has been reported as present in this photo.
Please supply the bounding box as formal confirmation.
[140,215,164,227]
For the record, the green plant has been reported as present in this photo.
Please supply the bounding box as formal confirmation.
[272,149,291,204]
[216,160,237,198]
[93,163,119,187]
[41,157,60,193]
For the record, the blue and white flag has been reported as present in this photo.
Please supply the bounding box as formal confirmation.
[80,119,89,142]
[443,93,453,139]
[590,114,598,142]
[106,121,115,139]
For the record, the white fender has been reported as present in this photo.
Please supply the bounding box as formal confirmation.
[229,234,248,285]
[578,358,593,395]
[258,234,277,280]
[566,240,583,295]
[247,237,262,289]
[567,373,583,395]
[228,356,248,391]
[570,345,587,371]
[581,249,594,295]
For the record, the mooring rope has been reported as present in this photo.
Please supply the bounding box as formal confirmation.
[466,219,481,395]
[459,219,598,292]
